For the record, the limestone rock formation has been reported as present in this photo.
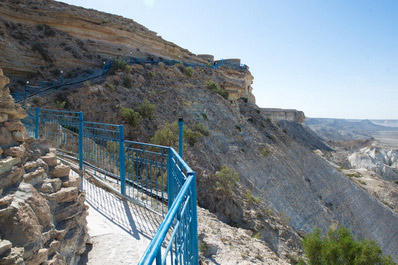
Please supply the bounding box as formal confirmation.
[0,68,88,265]
[261,108,305,123]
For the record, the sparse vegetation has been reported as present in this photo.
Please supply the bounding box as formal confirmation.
[83,80,91,87]
[121,108,142,128]
[192,123,209,136]
[148,71,157,78]
[55,100,66,110]
[260,146,271,157]
[206,81,228,99]
[137,99,156,120]
[183,66,193,77]
[246,190,260,204]
[111,58,128,72]
[298,226,396,265]
[105,83,115,90]
[31,42,52,63]
[150,122,179,147]
[215,166,239,195]
[347,173,362,178]
[199,240,209,254]
[202,113,208,120]
[252,232,261,240]
[123,76,132,88]
[184,128,203,146]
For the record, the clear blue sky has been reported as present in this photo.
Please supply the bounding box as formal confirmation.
[62,0,398,119]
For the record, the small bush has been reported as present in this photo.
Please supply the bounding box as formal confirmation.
[236,125,241,132]
[121,108,142,128]
[260,147,271,157]
[123,76,132,88]
[299,226,396,265]
[149,71,157,78]
[83,80,91,87]
[215,166,239,195]
[107,141,119,154]
[347,173,362,178]
[206,81,229,99]
[105,83,115,90]
[246,190,260,204]
[252,232,261,240]
[31,42,52,63]
[137,99,156,120]
[151,122,179,147]
[55,101,66,109]
[184,128,202,146]
[183,66,193,77]
[202,113,208,120]
[192,123,209,136]
[112,59,128,72]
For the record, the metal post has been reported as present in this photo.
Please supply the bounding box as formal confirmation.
[167,149,174,209]
[78,112,84,171]
[119,125,126,196]
[34,107,40,139]
[190,172,199,265]
[178,118,184,158]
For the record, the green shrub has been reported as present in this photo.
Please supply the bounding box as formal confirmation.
[121,108,142,128]
[105,83,115,90]
[137,99,156,120]
[55,100,66,110]
[206,81,228,99]
[215,166,239,195]
[252,232,261,240]
[149,71,157,78]
[150,122,179,147]
[298,227,396,265]
[184,66,193,77]
[112,58,127,72]
[260,147,271,157]
[347,173,362,178]
[123,76,132,88]
[246,190,260,204]
[184,128,202,146]
[202,113,208,120]
[192,123,209,136]
[83,80,91,87]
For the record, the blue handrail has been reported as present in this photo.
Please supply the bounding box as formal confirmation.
[21,107,199,264]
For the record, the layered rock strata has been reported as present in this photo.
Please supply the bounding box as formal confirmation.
[0,68,88,265]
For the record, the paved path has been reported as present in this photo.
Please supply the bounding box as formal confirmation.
[78,175,163,265]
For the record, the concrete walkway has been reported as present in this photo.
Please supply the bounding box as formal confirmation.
[78,174,164,265]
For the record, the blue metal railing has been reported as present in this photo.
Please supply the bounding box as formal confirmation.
[21,107,198,264]
[12,56,247,102]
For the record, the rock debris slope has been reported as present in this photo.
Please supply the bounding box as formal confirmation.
[0,68,88,264]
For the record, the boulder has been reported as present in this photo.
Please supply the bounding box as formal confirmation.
[49,187,79,203]
[4,145,26,158]
[0,157,21,175]
[41,152,57,167]
[0,240,12,256]
[12,131,24,142]
[50,164,70,178]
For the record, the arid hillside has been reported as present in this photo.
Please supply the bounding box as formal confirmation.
[2,0,398,262]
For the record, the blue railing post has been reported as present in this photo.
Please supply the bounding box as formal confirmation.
[178,117,184,158]
[190,172,199,265]
[119,125,126,196]
[167,149,174,209]
[34,107,40,139]
[78,112,84,171]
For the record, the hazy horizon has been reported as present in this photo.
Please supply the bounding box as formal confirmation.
[60,0,398,120]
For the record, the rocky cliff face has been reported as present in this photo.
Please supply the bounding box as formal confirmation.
[261,108,305,124]
[0,68,88,264]
[29,61,398,260]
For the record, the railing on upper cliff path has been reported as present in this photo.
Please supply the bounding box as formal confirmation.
[22,107,198,265]
[12,56,248,102]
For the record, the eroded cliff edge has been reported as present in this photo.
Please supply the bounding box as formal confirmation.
[0,68,88,264]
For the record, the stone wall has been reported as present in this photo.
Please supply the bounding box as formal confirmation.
[0,68,88,265]
[261,108,305,124]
